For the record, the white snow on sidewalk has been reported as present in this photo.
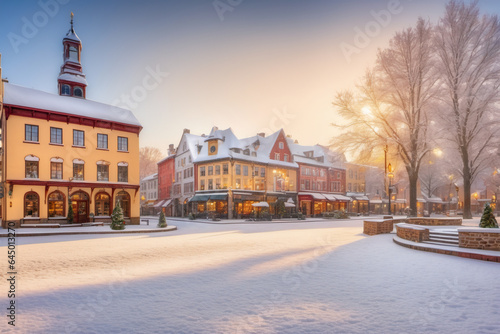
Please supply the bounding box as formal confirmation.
[1,219,499,333]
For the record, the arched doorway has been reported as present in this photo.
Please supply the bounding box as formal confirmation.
[71,191,89,223]
[115,191,130,217]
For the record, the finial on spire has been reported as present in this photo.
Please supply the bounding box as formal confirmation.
[70,12,74,29]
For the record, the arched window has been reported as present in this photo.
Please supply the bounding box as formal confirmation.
[70,191,89,201]
[48,191,65,217]
[74,87,83,98]
[61,84,70,96]
[115,191,130,217]
[95,192,110,216]
[25,155,39,178]
[24,192,39,217]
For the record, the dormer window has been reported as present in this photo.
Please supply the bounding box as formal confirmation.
[279,142,284,149]
[74,87,83,98]
[61,84,70,96]
[243,149,250,156]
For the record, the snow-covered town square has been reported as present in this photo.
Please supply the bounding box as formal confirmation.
[1,217,499,333]
[3,0,500,333]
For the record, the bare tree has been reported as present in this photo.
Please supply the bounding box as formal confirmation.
[140,146,163,180]
[434,0,500,218]
[332,18,438,216]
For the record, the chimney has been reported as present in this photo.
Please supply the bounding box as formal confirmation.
[183,128,190,134]
[168,144,176,156]
[257,132,265,137]
[294,140,298,144]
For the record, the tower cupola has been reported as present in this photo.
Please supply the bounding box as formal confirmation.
[58,12,87,98]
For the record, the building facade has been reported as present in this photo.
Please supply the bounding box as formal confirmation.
[140,173,158,215]
[0,17,141,228]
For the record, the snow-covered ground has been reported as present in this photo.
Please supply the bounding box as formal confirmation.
[1,217,499,334]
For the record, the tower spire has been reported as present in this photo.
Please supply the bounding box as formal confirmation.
[58,12,87,98]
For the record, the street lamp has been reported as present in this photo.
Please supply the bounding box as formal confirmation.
[387,163,394,215]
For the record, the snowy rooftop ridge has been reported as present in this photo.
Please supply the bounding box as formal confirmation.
[3,83,141,128]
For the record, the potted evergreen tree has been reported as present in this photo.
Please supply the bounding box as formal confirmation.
[479,203,499,228]
[110,202,125,230]
[67,198,74,224]
[157,210,167,228]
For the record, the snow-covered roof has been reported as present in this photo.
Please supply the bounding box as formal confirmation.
[58,73,87,86]
[3,83,141,127]
[64,29,81,43]
[141,173,158,182]
[194,128,298,168]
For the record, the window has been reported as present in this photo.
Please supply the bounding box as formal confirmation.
[51,161,63,179]
[61,84,71,95]
[261,168,266,177]
[243,165,248,176]
[200,180,205,190]
[69,46,78,61]
[254,167,259,176]
[74,87,83,97]
[301,181,305,191]
[118,165,128,182]
[275,153,280,160]
[208,179,213,190]
[279,142,284,149]
[305,180,310,190]
[348,183,352,192]
[25,124,39,142]
[115,191,130,217]
[95,193,110,216]
[50,127,62,144]
[216,178,221,189]
[236,178,241,189]
[320,169,325,177]
[200,166,206,176]
[25,157,39,178]
[117,136,128,151]
[215,165,221,175]
[97,164,109,181]
[223,164,228,175]
[24,192,39,217]
[236,164,241,175]
[97,134,108,149]
[73,163,84,179]
[208,166,213,175]
[73,130,85,146]
[284,154,289,162]
[48,191,65,217]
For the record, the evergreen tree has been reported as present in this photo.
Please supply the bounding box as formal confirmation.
[276,200,286,218]
[479,203,499,228]
[157,210,167,228]
[110,202,125,230]
[67,198,74,224]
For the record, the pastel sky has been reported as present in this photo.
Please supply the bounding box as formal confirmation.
[1,0,500,155]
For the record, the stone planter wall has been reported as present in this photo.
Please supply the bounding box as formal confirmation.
[363,219,406,235]
[396,223,429,242]
[405,218,462,226]
[458,229,500,251]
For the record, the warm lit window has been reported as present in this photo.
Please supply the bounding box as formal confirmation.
[50,127,62,144]
[25,124,39,142]
[73,130,85,146]
[208,179,213,190]
[48,192,65,217]
[223,164,228,175]
[51,161,63,179]
[95,193,110,216]
[200,167,206,176]
[200,180,205,190]
[117,136,128,151]
[25,156,39,178]
[208,166,213,175]
[97,134,108,149]
[73,159,84,180]
[215,165,221,175]
[24,192,39,217]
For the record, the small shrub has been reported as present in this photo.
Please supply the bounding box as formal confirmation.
[157,211,167,228]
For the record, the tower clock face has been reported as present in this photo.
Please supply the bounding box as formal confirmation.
[210,145,216,153]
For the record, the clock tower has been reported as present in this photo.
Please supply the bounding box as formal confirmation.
[57,12,87,98]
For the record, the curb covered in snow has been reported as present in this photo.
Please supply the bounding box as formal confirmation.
[0,225,177,237]
[393,235,500,263]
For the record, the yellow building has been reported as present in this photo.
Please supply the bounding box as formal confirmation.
[0,17,142,228]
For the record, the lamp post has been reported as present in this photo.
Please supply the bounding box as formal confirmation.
[387,163,394,215]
